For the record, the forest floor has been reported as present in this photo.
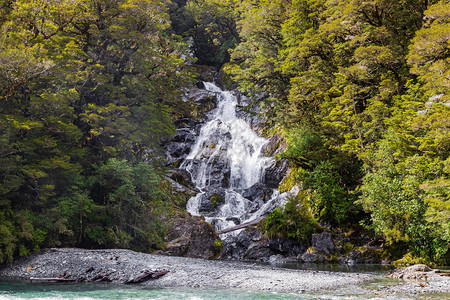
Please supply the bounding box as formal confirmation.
[0,248,449,298]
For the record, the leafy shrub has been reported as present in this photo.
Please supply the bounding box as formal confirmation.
[261,192,320,244]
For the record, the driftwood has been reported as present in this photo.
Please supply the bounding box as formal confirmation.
[91,272,112,282]
[30,277,75,283]
[124,269,169,284]
[217,217,264,234]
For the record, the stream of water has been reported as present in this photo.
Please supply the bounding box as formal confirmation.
[1,276,448,300]
[180,82,285,237]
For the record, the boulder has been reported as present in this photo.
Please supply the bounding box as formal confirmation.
[266,237,305,257]
[223,226,305,261]
[158,213,222,259]
[196,190,227,214]
[241,182,273,202]
[300,252,325,263]
[312,232,335,255]
[387,264,436,280]
[264,159,290,189]
[223,227,263,260]
[167,168,195,188]
[340,250,362,265]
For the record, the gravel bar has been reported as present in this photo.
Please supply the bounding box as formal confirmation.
[0,248,373,293]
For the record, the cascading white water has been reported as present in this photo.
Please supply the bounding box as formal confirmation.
[181,82,276,236]
[182,82,271,190]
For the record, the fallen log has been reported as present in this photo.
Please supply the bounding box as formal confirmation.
[125,269,169,284]
[91,272,112,282]
[30,277,76,283]
[217,217,264,234]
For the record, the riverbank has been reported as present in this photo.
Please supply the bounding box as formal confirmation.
[0,248,449,297]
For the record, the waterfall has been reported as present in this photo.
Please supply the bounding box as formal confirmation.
[180,82,280,238]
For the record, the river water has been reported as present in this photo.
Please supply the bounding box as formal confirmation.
[0,278,448,300]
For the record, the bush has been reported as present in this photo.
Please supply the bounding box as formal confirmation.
[261,192,320,244]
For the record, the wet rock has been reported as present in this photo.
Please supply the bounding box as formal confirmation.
[187,87,217,110]
[196,81,206,89]
[171,128,197,144]
[340,251,362,265]
[312,232,335,255]
[264,159,290,189]
[183,158,231,191]
[225,217,240,225]
[266,237,305,257]
[158,213,222,259]
[223,227,263,260]
[165,127,199,166]
[168,169,194,188]
[224,226,305,261]
[241,183,273,202]
[300,252,325,263]
[268,254,290,264]
[196,190,227,214]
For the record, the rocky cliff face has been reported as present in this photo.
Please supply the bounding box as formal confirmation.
[162,73,294,260]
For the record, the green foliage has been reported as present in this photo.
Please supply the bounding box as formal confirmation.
[168,0,239,67]
[301,161,362,227]
[60,159,167,251]
[279,127,364,227]
[359,83,449,263]
[261,192,320,244]
[0,0,194,262]
[1,0,448,266]
[208,193,224,209]
[407,0,450,100]
[211,239,223,257]
[228,0,449,264]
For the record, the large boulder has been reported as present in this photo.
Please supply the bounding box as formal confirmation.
[196,190,227,215]
[299,252,326,263]
[157,212,222,259]
[387,264,435,280]
[223,226,305,261]
[241,182,273,202]
[312,232,335,255]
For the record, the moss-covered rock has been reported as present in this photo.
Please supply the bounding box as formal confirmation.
[209,193,224,209]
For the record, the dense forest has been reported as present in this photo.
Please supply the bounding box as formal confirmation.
[0,0,449,265]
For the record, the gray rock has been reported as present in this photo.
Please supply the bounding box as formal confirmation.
[387,264,435,280]
[241,182,273,202]
[340,251,362,265]
[312,232,335,255]
[158,213,222,259]
[224,227,305,261]
[301,252,325,263]
[264,159,290,188]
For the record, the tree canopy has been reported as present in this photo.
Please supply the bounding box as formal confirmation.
[227,0,449,264]
[0,0,195,262]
